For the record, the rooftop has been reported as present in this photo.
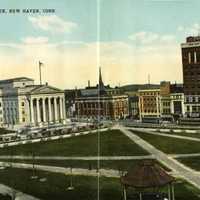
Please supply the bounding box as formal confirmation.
[0,77,34,84]
[121,160,174,188]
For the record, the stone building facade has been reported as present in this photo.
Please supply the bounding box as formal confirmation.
[0,77,66,128]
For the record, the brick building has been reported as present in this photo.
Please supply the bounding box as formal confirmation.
[181,36,200,117]
[75,68,129,120]
[138,88,160,122]
[138,82,184,122]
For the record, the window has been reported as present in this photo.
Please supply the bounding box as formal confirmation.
[21,102,24,106]
[22,118,25,122]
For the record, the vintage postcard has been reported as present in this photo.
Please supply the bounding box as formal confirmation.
[0,0,199,200]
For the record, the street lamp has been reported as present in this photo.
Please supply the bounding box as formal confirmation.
[66,167,74,190]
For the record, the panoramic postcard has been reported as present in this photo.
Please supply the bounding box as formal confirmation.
[0,0,200,200]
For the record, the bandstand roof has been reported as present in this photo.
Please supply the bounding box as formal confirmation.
[121,160,174,188]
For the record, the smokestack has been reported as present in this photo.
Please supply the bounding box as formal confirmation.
[88,80,90,88]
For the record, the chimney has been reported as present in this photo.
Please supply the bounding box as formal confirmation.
[88,80,90,88]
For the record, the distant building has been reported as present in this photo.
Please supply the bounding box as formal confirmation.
[138,88,161,122]
[75,68,129,120]
[138,82,184,122]
[181,36,200,117]
[0,77,66,128]
[170,83,184,119]
[122,84,160,119]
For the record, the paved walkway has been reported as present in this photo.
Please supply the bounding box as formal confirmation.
[129,127,200,142]
[0,155,154,160]
[119,126,200,190]
[0,183,40,200]
[0,161,121,178]
[170,153,200,158]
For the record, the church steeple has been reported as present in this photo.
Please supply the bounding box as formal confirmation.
[98,67,106,95]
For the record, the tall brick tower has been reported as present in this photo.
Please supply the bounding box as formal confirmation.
[181,36,200,117]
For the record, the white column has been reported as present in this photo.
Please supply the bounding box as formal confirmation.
[42,98,46,122]
[194,51,197,63]
[59,97,63,120]
[30,99,34,124]
[48,98,52,122]
[54,97,58,121]
[36,99,41,123]
[63,97,66,119]
[188,52,191,63]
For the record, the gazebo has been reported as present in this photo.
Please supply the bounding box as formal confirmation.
[120,160,175,200]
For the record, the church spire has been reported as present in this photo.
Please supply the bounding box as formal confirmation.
[98,67,106,95]
[99,67,104,87]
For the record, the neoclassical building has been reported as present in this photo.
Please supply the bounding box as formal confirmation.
[0,77,66,127]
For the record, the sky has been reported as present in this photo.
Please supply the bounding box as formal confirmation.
[0,0,200,89]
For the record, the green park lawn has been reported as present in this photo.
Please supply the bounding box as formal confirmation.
[131,130,200,154]
[0,167,200,200]
[0,194,10,200]
[177,157,200,171]
[0,130,149,156]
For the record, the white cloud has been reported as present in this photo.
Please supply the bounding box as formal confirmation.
[28,15,77,34]
[21,36,49,44]
[129,31,175,45]
[160,35,175,42]
[178,23,200,36]
[177,25,184,32]
[0,38,182,89]
[99,40,182,85]
[129,31,159,44]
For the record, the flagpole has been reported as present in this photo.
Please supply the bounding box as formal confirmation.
[39,61,42,85]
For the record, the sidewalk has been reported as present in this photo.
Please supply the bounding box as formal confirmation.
[129,127,200,142]
[119,126,200,190]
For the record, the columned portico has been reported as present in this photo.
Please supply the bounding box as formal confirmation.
[29,95,66,126]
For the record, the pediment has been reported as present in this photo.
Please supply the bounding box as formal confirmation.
[30,85,63,94]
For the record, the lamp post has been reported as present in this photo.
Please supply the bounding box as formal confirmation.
[67,167,74,190]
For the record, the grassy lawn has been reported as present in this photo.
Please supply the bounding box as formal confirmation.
[0,194,10,200]
[0,130,149,156]
[0,167,200,200]
[131,130,200,154]
[177,157,200,171]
